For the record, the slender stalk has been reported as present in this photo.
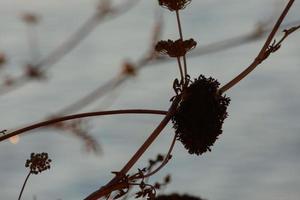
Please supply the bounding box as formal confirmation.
[175,10,183,39]
[175,10,188,79]
[18,172,31,200]
[84,98,179,200]
[176,57,184,82]
[0,109,167,142]
[219,0,295,93]
[142,133,177,178]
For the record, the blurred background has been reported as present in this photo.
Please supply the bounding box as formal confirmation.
[0,0,299,199]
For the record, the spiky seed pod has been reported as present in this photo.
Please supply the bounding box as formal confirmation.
[155,39,197,58]
[25,152,51,174]
[155,193,205,200]
[172,75,230,155]
[158,0,192,11]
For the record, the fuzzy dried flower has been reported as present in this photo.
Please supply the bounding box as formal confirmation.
[172,75,230,155]
[158,0,192,11]
[155,39,196,57]
[25,152,51,174]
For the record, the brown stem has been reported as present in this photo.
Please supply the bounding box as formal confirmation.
[175,10,188,79]
[176,57,184,82]
[0,109,167,142]
[142,133,177,178]
[219,0,295,93]
[84,98,179,200]
[18,172,31,200]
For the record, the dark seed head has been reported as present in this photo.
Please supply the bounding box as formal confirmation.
[158,0,192,11]
[172,75,230,155]
[155,193,205,200]
[25,152,52,174]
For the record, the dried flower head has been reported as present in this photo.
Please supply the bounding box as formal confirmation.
[155,39,196,57]
[158,0,192,11]
[155,193,205,200]
[25,152,51,174]
[172,75,230,155]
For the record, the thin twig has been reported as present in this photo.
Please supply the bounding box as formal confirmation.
[0,109,167,142]
[18,172,31,200]
[175,10,188,80]
[142,133,177,178]
[219,0,296,93]
[176,57,184,82]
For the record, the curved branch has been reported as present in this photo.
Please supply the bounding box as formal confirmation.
[0,109,167,142]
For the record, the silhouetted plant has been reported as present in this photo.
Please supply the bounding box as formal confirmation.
[0,0,299,199]
[18,152,51,200]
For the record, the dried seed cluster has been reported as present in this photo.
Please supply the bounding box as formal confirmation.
[155,39,197,57]
[172,75,230,155]
[158,0,192,11]
[25,152,51,174]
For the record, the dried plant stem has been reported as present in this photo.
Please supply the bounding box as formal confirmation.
[18,172,31,200]
[0,109,167,142]
[175,10,188,79]
[176,57,184,82]
[84,98,180,200]
[219,0,295,93]
[142,133,177,178]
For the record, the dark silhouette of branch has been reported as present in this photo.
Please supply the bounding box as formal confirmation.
[0,109,168,142]
[84,98,180,200]
[219,0,298,93]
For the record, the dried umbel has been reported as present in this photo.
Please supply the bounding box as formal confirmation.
[155,39,197,57]
[158,0,192,11]
[155,193,205,200]
[172,75,230,155]
[25,152,51,174]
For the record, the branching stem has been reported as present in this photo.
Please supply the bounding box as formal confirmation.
[84,98,180,200]
[219,0,296,93]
